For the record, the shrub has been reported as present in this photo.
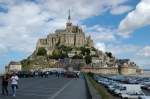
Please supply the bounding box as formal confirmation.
[37,47,47,56]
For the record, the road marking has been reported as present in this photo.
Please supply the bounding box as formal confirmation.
[48,79,73,99]
[18,87,60,91]
[17,93,51,97]
[18,89,55,93]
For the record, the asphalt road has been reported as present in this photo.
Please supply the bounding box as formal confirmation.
[0,76,90,99]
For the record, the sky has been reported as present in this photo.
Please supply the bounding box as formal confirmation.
[0,0,150,73]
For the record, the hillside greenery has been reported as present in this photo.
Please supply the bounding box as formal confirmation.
[21,45,97,70]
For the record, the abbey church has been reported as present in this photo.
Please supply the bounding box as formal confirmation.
[23,11,142,75]
[36,11,93,55]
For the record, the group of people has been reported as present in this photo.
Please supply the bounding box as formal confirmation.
[1,73,19,97]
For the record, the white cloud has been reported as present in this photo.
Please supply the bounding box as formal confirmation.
[35,0,131,19]
[106,44,140,56]
[132,57,150,69]
[110,5,133,15]
[118,0,150,37]
[85,25,116,42]
[137,46,150,57]
[95,43,106,52]
[0,2,50,54]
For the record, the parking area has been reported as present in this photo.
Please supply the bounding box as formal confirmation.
[93,74,150,99]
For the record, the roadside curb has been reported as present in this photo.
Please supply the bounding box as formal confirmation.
[84,74,101,99]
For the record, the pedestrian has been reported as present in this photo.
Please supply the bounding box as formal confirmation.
[45,71,49,78]
[10,73,19,97]
[57,71,60,78]
[55,71,58,77]
[1,74,9,96]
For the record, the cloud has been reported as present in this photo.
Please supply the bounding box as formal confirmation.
[34,0,131,19]
[110,5,133,15]
[118,0,150,37]
[137,46,150,57]
[106,44,140,56]
[132,57,150,69]
[84,25,117,54]
[85,25,116,42]
[95,42,106,52]
[0,2,50,54]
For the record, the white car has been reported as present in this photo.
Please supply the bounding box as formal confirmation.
[121,93,145,99]
[139,96,150,99]
[113,86,126,96]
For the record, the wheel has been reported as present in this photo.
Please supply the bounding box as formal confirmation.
[121,97,128,99]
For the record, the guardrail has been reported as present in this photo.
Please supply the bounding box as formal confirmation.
[84,74,101,99]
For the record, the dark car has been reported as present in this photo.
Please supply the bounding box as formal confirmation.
[17,71,33,78]
[64,72,78,78]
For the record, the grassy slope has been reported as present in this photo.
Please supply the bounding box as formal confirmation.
[86,74,114,99]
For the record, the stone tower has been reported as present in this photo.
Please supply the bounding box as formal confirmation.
[86,35,94,48]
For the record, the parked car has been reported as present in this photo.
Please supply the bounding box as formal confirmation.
[120,84,144,99]
[64,72,78,78]
[139,96,150,99]
[121,93,145,99]
[17,71,33,78]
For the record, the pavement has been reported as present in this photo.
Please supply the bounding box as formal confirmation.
[0,75,90,99]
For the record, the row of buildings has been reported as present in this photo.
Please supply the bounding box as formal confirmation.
[5,61,22,73]
[5,58,143,75]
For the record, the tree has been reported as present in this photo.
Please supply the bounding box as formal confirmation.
[85,55,92,64]
[58,45,72,53]
[21,59,31,71]
[85,48,90,55]
[72,54,83,59]
[51,49,68,59]
[91,47,97,51]
[59,52,68,59]
[80,47,86,55]
[105,52,112,58]
[37,47,47,56]
[52,49,60,59]
[80,47,90,56]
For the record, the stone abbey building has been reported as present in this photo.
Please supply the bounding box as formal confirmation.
[33,12,142,75]
[5,12,142,75]
[36,12,93,55]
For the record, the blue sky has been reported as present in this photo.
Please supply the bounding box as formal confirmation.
[0,0,150,73]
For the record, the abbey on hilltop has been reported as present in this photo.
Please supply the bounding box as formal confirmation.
[13,11,143,76]
[36,10,93,55]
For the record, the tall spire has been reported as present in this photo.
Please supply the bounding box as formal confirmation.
[68,9,71,22]
[66,9,72,27]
